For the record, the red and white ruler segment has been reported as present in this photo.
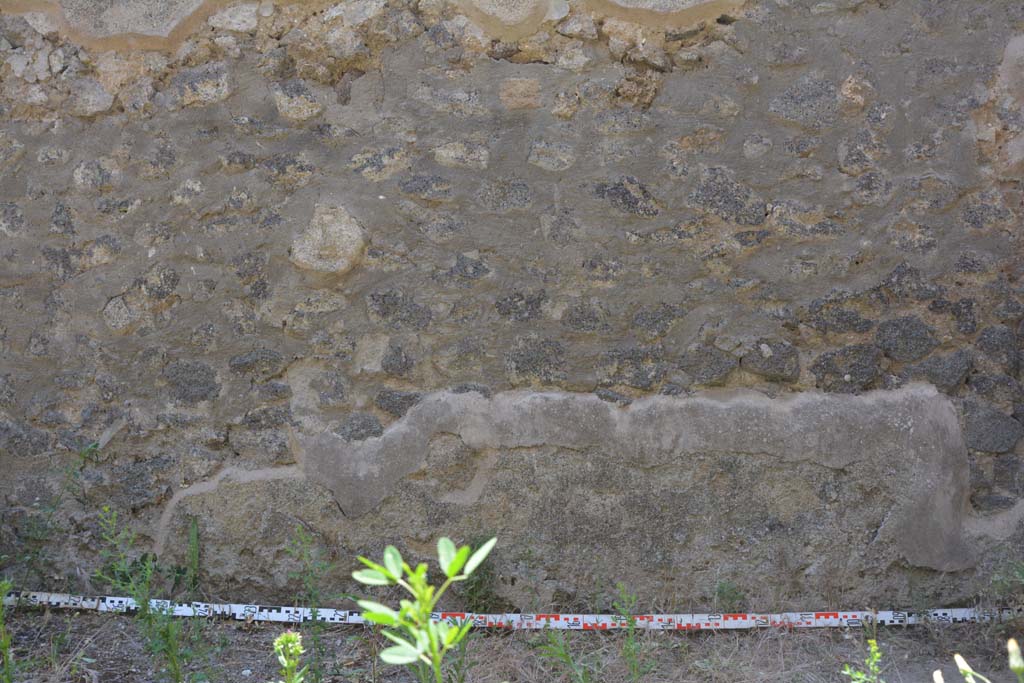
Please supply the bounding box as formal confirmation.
[4,591,1020,631]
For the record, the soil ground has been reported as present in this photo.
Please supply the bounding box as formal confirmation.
[3,609,1022,682]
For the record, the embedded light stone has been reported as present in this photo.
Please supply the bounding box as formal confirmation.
[66,77,114,117]
[271,80,323,121]
[323,0,386,26]
[208,3,259,32]
[500,78,542,109]
[290,204,367,275]
[434,141,489,169]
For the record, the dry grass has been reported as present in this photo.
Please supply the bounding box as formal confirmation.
[3,610,1021,682]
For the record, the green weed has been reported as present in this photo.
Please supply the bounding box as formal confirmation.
[353,537,496,683]
[537,630,600,683]
[93,506,211,683]
[712,579,745,613]
[41,615,73,675]
[272,631,308,683]
[185,518,201,600]
[992,561,1024,605]
[842,638,885,683]
[285,525,332,682]
[613,582,655,682]
[1,578,14,683]
[456,559,507,614]
[14,441,108,587]
[443,637,474,683]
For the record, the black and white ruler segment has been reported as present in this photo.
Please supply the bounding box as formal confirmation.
[3,591,1020,631]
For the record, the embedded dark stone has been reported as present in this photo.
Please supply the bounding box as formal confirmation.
[242,405,294,431]
[741,339,801,383]
[374,390,423,418]
[451,383,492,397]
[768,75,838,129]
[970,492,1017,513]
[477,177,532,211]
[963,400,1024,453]
[807,304,875,334]
[607,346,667,390]
[0,420,50,456]
[689,167,766,225]
[994,455,1022,496]
[976,325,1019,375]
[229,349,286,378]
[399,174,452,201]
[951,299,978,335]
[0,202,26,235]
[506,337,566,383]
[495,290,546,322]
[733,230,771,246]
[163,361,221,404]
[110,458,173,511]
[448,254,490,280]
[595,176,660,217]
[875,316,938,363]
[632,304,684,339]
[595,388,632,406]
[903,351,972,393]
[678,346,738,386]
[811,345,883,393]
[315,371,347,408]
[382,343,415,377]
[968,374,1024,406]
[878,263,943,303]
[367,290,432,330]
[335,413,384,441]
[563,300,606,332]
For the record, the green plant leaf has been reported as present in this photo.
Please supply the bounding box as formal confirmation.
[352,569,391,586]
[446,546,471,579]
[437,538,456,577]
[357,600,397,617]
[362,611,398,627]
[463,538,497,576]
[383,546,403,579]
[380,643,421,665]
[381,631,418,650]
[357,556,395,579]
[1009,639,1023,675]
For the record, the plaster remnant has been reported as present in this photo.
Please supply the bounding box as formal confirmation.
[455,0,552,41]
[299,385,973,573]
[585,0,747,27]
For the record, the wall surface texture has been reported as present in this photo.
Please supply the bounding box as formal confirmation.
[0,0,1022,610]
